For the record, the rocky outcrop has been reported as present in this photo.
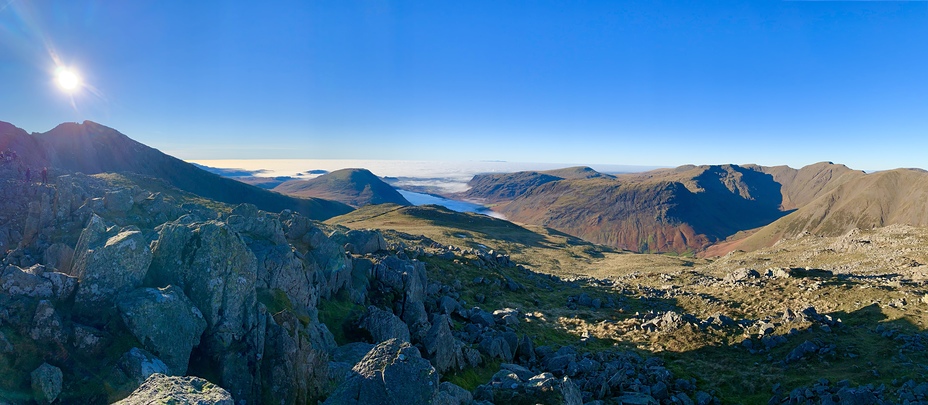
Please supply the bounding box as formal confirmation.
[117,285,207,375]
[323,339,439,405]
[147,216,262,401]
[113,373,233,405]
[70,215,152,318]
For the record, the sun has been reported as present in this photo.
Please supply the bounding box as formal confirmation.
[55,67,81,92]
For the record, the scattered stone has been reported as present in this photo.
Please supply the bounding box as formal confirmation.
[30,363,63,405]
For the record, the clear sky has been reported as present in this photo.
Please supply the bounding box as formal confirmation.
[1,1,926,170]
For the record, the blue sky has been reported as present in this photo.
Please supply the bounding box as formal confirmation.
[1,1,926,170]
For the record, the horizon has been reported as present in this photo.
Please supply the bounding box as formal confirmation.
[2,1,926,171]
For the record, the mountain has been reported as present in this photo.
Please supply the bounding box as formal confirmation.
[273,168,411,207]
[1,120,352,220]
[462,166,612,203]
[709,168,928,255]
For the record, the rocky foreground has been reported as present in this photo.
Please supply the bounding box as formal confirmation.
[2,153,928,405]
[0,160,724,404]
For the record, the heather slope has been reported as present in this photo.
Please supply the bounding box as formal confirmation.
[273,168,411,207]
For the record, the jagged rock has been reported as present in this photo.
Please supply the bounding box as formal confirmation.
[516,334,536,363]
[71,323,109,355]
[30,300,67,345]
[40,271,77,302]
[786,340,819,363]
[435,381,473,405]
[42,243,74,273]
[117,285,207,374]
[70,216,152,317]
[148,217,261,401]
[113,373,233,405]
[306,227,352,299]
[724,268,760,283]
[261,310,336,404]
[423,314,465,373]
[30,363,62,405]
[480,372,582,405]
[478,332,516,362]
[361,306,411,343]
[1,264,54,298]
[108,347,171,399]
[342,229,388,255]
[104,188,135,212]
[616,392,658,405]
[469,309,495,328]
[324,338,439,405]
[438,295,464,316]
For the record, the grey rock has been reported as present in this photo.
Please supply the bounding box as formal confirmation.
[435,381,473,405]
[104,188,135,212]
[786,340,819,363]
[343,229,388,254]
[30,363,62,405]
[30,300,67,345]
[1,264,55,299]
[324,338,438,405]
[469,309,495,328]
[113,373,233,405]
[333,342,376,365]
[71,216,152,317]
[423,314,464,373]
[361,306,411,343]
[117,285,207,374]
[148,218,260,401]
[617,392,658,405]
[109,347,171,397]
[724,268,760,283]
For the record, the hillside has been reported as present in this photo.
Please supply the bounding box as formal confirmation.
[462,166,612,203]
[273,168,411,207]
[1,120,352,220]
[465,164,794,253]
[714,168,928,254]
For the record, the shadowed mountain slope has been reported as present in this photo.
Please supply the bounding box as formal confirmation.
[487,164,790,253]
[715,168,928,254]
[462,166,612,203]
[273,168,411,208]
[2,120,352,220]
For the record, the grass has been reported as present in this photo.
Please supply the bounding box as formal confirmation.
[443,360,501,391]
[318,290,368,345]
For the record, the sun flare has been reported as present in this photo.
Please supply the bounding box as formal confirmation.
[55,67,81,92]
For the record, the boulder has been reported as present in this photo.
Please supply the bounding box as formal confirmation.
[108,347,171,399]
[435,381,473,405]
[324,338,439,405]
[260,311,336,404]
[1,264,54,298]
[113,373,233,405]
[117,285,207,374]
[343,229,388,255]
[30,300,67,345]
[361,306,411,343]
[423,314,465,373]
[30,363,62,405]
[104,188,135,212]
[70,216,153,317]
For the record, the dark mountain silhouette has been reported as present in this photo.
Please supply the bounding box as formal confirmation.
[0,120,352,220]
[273,168,411,208]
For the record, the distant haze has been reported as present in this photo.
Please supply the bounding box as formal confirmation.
[190,159,660,193]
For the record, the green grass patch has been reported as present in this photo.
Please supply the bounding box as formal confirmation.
[443,360,501,391]
[318,290,368,345]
